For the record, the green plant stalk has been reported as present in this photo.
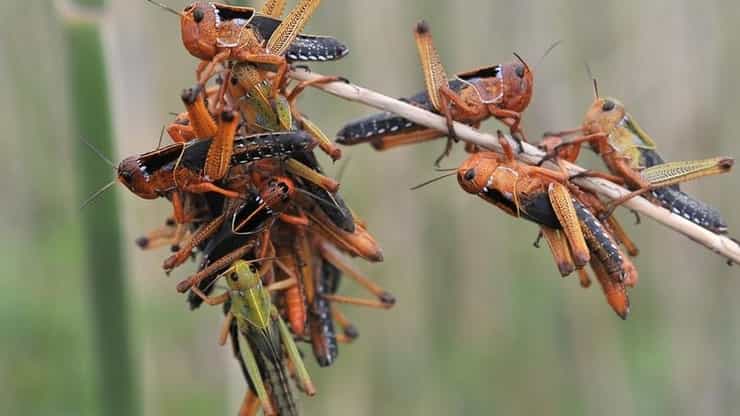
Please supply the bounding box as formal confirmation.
[63,18,139,416]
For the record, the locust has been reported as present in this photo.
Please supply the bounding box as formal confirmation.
[539,83,734,233]
[192,259,316,416]
[453,132,635,318]
[337,20,535,165]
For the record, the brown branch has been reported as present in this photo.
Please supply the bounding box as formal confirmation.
[288,68,740,264]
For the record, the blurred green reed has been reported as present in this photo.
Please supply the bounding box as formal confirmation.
[63,1,138,415]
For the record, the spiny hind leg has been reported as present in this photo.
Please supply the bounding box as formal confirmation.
[539,226,576,277]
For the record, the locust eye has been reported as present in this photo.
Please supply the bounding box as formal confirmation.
[515,65,525,78]
[464,169,476,181]
[229,273,239,282]
[601,100,615,112]
[193,8,205,23]
[119,170,133,185]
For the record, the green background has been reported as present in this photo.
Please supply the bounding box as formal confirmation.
[2,1,739,415]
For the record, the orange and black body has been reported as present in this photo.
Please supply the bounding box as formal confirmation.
[456,134,631,317]
[336,78,469,147]
[248,12,350,62]
[117,131,314,201]
[571,199,625,282]
[337,62,532,149]
[178,2,347,63]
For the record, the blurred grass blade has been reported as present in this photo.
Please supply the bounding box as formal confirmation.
[62,2,140,415]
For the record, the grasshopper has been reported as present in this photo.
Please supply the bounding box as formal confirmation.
[337,20,535,165]
[148,0,322,95]
[540,84,734,233]
[454,132,635,318]
[192,259,316,416]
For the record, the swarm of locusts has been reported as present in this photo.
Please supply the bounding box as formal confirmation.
[107,1,734,414]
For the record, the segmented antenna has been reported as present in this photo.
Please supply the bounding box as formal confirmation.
[584,62,599,98]
[82,138,116,169]
[535,40,562,70]
[145,0,184,17]
[410,172,457,190]
[80,180,117,210]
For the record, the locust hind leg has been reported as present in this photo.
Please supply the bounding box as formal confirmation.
[295,114,343,161]
[539,226,576,277]
[414,20,458,165]
[285,158,340,193]
[605,156,735,216]
[274,309,316,396]
[204,110,239,181]
[260,0,286,17]
[547,182,590,267]
[163,213,227,272]
[266,0,321,57]
[238,335,276,416]
[181,85,218,138]
[176,242,256,293]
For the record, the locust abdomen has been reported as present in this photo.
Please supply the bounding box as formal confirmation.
[651,187,728,234]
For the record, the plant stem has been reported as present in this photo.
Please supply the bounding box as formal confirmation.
[62,3,139,415]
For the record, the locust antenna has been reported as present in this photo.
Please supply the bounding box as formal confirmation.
[80,180,117,210]
[410,172,456,190]
[82,139,116,169]
[145,0,184,17]
[535,40,562,70]
[584,62,599,98]
[335,155,352,182]
[156,125,166,150]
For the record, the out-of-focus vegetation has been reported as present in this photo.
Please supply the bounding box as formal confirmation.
[1,1,739,415]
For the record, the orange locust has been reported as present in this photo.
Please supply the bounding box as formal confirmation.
[452,131,635,318]
[147,0,322,97]
[337,20,536,165]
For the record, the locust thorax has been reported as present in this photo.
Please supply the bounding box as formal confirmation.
[500,60,533,112]
[117,156,159,199]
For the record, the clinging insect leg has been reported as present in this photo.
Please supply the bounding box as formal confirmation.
[319,240,395,308]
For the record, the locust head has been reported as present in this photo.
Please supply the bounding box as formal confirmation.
[180,2,220,60]
[117,156,159,199]
[457,153,500,195]
[224,260,262,291]
[582,97,626,136]
[500,54,534,112]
